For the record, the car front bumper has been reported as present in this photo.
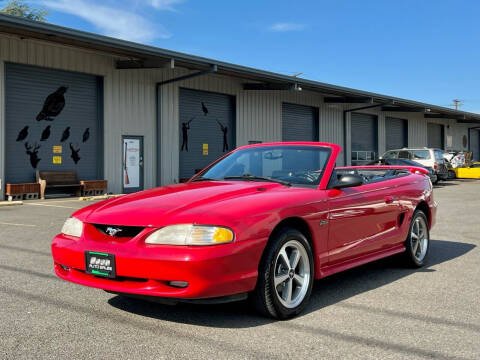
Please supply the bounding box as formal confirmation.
[51,230,267,300]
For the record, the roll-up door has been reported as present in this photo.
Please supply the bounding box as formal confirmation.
[179,88,235,181]
[5,63,102,184]
[471,130,480,161]
[351,113,378,165]
[385,117,408,150]
[282,103,319,141]
[427,123,444,149]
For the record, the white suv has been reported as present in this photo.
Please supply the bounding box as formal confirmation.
[381,148,449,181]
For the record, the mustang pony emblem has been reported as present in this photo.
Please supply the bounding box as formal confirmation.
[105,227,122,236]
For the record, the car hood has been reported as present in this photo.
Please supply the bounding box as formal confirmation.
[74,181,289,227]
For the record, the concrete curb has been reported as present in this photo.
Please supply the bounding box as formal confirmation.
[0,201,23,207]
[78,194,124,201]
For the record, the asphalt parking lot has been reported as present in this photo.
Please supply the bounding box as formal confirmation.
[1,180,479,360]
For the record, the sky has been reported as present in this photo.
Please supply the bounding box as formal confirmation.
[34,0,480,112]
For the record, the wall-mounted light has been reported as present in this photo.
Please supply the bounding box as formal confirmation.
[293,83,302,91]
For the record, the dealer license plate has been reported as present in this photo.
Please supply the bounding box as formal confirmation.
[85,251,116,278]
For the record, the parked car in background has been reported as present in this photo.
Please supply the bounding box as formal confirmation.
[52,142,436,319]
[381,148,448,181]
[368,158,437,184]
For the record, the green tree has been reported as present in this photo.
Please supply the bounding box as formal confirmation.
[1,0,49,22]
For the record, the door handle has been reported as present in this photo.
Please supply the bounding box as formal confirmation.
[385,196,396,204]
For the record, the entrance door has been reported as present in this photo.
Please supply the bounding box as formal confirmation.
[122,136,144,193]
[470,130,480,161]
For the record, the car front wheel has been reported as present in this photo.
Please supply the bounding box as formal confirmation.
[251,228,314,319]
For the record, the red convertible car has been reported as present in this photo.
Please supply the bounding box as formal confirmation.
[52,142,436,319]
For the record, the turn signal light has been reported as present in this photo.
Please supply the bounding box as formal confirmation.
[168,281,189,288]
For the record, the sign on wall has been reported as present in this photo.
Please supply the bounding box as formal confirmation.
[123,138,140,188]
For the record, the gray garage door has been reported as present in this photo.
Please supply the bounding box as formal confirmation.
[351,113,378,164]
[282,103,319,141]
[5,63,102,184]
[471,130,480,161]
[179,88,235,180]
[427,123,444,149]
[385,117,408,150]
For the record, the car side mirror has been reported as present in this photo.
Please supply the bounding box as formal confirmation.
[333,174,364,189]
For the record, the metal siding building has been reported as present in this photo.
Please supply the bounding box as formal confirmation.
[0,14,479,198]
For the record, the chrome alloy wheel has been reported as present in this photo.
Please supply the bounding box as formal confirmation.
[411,216,429,262]
[273,240,311,309]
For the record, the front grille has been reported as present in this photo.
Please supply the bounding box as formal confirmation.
[83,270,148,282]
[93,224,144,238]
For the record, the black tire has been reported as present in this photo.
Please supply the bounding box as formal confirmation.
[402,210,430,268]
[251,228,314,319]
[448,170,456,179]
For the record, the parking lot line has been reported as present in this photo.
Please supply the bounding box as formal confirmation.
[25,203,80,209]
[0,221,36,227]
[26,198,84,203]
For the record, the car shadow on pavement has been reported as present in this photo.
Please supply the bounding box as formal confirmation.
[435,179,480,188]
[433,182,459,188]
[107,239,475,328]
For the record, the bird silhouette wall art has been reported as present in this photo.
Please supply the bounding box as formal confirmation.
[60,127,71,142]
[82,128,90,143]
[181,117,195,152]
[201,102,208,116]
[16,126,29,142]
[40,125,51,141]
[24,142,41,169]
[216,119,229,152]
[69,143,81,164]
[36,86,68,121]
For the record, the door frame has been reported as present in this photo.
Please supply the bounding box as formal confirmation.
[122,135,144,194]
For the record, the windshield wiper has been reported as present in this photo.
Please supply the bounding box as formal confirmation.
[223,174,291,187]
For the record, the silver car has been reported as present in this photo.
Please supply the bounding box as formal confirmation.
[381,148,449,182]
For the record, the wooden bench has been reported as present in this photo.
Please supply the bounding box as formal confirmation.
[36,170,82,199]
[80,180,108,196]
[5,183,40,201]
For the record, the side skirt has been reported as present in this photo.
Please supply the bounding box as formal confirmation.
[317,245,406,279]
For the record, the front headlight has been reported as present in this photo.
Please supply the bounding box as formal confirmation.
[145,224,234,246]
[61,217,83,238]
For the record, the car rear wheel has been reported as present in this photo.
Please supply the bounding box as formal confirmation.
[403,210,430,267]
[251,228,314,319]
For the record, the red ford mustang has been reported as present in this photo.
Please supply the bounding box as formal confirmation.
[52,142,436,319]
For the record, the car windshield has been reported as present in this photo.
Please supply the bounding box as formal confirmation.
[383,150,430,160]
[383,151,399,159]
[198,145,331,187]
[387,159,424,167]
[411,150,430,160]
